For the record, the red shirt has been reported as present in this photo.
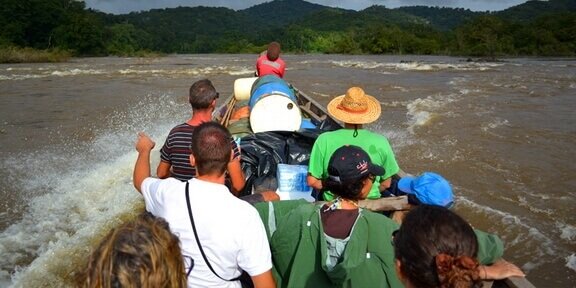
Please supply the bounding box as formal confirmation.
[256,54,285,78]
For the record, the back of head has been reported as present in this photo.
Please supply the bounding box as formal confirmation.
[82,212,186,288]
[191,121,231,176]
[266,42,281,61]
[189,79,218,110]
[324,145,385,201]
[394,205,480,288]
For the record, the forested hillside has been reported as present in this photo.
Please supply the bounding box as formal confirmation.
[0,0,575,62]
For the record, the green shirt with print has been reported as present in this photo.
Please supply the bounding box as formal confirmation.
[308,128,399,200]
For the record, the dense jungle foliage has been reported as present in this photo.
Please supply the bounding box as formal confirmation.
[0,0,575,61]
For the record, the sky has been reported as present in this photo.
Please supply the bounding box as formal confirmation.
[84,0,533,15]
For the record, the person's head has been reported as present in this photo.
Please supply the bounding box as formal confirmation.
[393,205,480,288]
[190,121,231,176]
[189,79,219,110]
[266,41,281,61]
[324,145,385,201]
[398,172,454,208]
[82,212,186,288]
[327,87,381,125]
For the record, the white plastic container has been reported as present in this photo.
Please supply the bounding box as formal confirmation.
[276,164,314,202]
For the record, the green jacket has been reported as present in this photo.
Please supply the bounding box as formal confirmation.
[255,200,504,288]
[255,200,402,288]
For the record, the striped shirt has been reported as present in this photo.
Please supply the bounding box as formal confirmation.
[160,123,196,181]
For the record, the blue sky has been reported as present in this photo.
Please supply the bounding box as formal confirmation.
[84,0,533,15]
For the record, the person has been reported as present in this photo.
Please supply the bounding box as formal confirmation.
[307,86,399,201]
[81,212,187,288]
[393,205,525,288]
[156,79,245,195]
[255,145,403,287]
[397,171,454,207]
[134,122,276,288]
[255,42,285,78]
[387,171,512,266]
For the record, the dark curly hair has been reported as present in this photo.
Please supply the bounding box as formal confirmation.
[394,205,481,288]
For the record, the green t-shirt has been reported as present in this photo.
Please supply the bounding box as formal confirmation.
[308,128,399,200]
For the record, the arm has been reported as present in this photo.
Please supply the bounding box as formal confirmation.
[227,158,245,195]
[379,177,392,191]
[478,260,525,280]
[133,132,155,193]
[156,160,171,179]
[251,269,276,288]
[307,174,323,190]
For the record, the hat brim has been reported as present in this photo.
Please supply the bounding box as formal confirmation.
[368,163,385,177]
[397,176,416,194]
[327,94,381,124]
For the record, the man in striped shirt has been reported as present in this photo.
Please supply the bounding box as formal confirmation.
[157,79,245,195]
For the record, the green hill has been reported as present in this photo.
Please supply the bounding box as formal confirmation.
[1,0,575,60]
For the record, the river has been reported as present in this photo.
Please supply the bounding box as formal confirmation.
[0,54,574,287]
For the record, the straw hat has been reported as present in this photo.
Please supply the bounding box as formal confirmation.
[327,87,381,124]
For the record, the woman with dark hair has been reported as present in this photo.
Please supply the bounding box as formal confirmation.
[394,205,525,288]
[255,145,402,287]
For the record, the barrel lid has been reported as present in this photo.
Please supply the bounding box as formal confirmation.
[250,94,302,133]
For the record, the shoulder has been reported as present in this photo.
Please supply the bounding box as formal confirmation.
[169,123,194,133]
[360,209,399,230]
[363,129,389,141]
[316,130,338,141]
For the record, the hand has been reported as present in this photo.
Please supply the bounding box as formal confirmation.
[482,260,525,280]
[136,132,155,153]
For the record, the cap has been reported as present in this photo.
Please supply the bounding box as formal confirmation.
[327,145,385,183]
[397,172,454,207]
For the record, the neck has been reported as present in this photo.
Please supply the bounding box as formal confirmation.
[195,173,226,185]
[344,123,362,129]
[338,197,359,210]
[187,109,213,126]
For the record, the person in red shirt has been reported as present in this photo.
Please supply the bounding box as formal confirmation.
[256,42,285,78]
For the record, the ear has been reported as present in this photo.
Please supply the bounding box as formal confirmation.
[395,259,408,285]
[211,99,217,108]
[189,154,196,166]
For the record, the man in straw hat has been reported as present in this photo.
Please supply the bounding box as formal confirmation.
[307,87,400,201]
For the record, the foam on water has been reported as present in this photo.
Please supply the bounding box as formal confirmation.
[51,69,106,76]
[557,222,576,241]
[405,93,459,133]
[331,60,502,72]
[0,92,187,287]
[458,196,565,273]
[566,254,576,272]
[481,118,510,132]
[0,65,253,81]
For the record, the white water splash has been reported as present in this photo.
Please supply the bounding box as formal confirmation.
[405,93,458,133]
[566,254,576,272]
[0,92,186,287]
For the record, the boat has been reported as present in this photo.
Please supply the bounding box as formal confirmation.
[213,76,535,288]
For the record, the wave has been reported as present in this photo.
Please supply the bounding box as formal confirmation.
[330,60,503,72]
[566,254,576,272]
[405,93,458,133]
[457,197,557,273]
[0,93,186,287]
[0,65,253,81]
